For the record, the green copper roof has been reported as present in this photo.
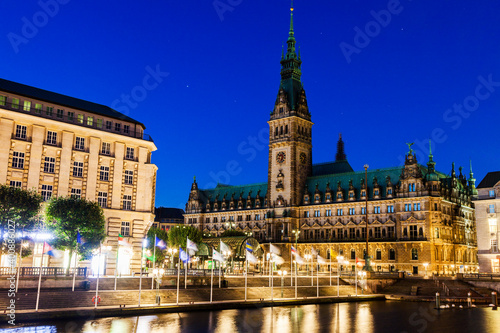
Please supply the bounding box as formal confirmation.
[198,182,268,208]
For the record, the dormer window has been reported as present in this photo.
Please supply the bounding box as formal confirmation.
[387,188,393,195]
[279,107,283,113]
[361,191,366,197]
[374,190,379,196]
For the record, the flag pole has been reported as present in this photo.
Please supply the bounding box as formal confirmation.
[219,260,221,288]
[290,246,293,287]
[139,239,144,307]
[35,243,44,312]
[329,247,332,286]
[185,237,188,289]
[245,255,248,302]
[152,234,156,290]
[355,262,358,296]
[114,241,119,291]
[72,251,78,292]
[176,249,181,305]
[270,254,273,301]
[311,253,314,287]
[15,238,23,293]
[95,242,102,309]
[316,263,319,298]
[294,260,297,299]
[210,253,214,303]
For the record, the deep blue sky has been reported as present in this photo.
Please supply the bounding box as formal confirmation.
[1,1,499,209]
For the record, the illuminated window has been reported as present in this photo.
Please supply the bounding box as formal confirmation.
[77,114,84,124]
[411,248,418,260]
[75,137,85,150]
[0,95,5,106]
[87,116,93,126]
[374,206,381,214]
[44,157,55,173]
[124,170,133,185]
[101,142,110,155]
[12,152,25,169]
[387,205,394,213]
[489,205,496,213]
[100,166,109,181]
[121,221,130,236]
[70,188,81,199]
[413,203,421,211]
[490,190,495,198]
[9,181,21,188]
[46,131,57,145]
[98,192,107,208]
[73,162,83,177]
[15,125,27,139]
[12,98,19,109]
[489,219,497,233]
[35,103,42,113]
[337,209,343,216]
[123,195,132,210]
[96,119,103,128]
[23,100,31,111]
[41,185,53,201]
[387,188,393,195]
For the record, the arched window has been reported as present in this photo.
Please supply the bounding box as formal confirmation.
[280,126,283,135]
[411,248,418,260]
[419,227,423,237]
[350,249,356,260]
[275,127,278,137]
[403,227,408,237]
[376,249,382,260]
[389,249,396,260]
[285,125,288,134]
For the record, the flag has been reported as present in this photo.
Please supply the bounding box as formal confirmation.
[77,231,82,244]
[187,237,198,252]
[272,254,285,265]
[179,247,190,264]
[294,253,305,264]
[118,234,131,246]
[246,250,258,264]
[43,242,62,258]
[330,249,337,258]
[269,243,280,255]
[245,242,253,253]
[317,255,327,264]
[356,258,365,267]
[311,247,318,256]
[291,246,297,256]
[220,241,230,253]
[213,249,224,262]
[155,236,166,250]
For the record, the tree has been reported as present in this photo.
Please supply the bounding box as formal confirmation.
[168,225,202,249]
[221,230,245,237]
[0,185,43,235]
[45,197,106,260]
[145,227,168,264]
[0,185,43,257]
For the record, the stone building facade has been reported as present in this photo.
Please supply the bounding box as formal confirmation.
[0,78,157,275]
[185,6,478,275]
[475,172,500,273]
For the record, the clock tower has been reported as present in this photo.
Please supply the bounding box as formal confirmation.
[267,3,312,229]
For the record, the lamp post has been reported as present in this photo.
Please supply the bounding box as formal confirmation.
[168,248,177,269]
[363,164,371,272]
[153,268,165,305]
[292,229,300,285]
[278,270,287,298]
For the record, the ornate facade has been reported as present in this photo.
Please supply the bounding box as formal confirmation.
[185,6,478,275]
[0,78,157,275]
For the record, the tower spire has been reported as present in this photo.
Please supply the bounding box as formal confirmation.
[336,133,347,162]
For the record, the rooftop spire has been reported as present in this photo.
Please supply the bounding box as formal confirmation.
[336,133,347,162]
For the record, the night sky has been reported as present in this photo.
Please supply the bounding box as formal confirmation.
[1,0,499,209]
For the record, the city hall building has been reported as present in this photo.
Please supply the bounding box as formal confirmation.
[0,78,157,275]
[185,6,479,275]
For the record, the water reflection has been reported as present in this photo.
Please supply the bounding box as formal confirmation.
[1,301,499,333]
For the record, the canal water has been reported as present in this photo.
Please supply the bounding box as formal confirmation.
[1,301,499,333]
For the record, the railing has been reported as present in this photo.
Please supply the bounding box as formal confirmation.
[160,269,222,276]
[0,267,87,277]
[0,102,154,142]
[464,273,500,280]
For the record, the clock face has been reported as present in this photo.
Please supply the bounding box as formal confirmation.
[276,152,286,164]
[300,152,307,164]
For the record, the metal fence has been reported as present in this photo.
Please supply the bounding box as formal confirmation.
[0,267,87,277]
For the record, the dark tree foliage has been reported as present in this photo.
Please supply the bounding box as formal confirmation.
[168,225,202,249]
[45,197,106,260]
[0,185,43,234]
[221,230,246,237]
[145,227,168,264]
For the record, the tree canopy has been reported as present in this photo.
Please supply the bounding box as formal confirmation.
[0,185,43,233]
[145,227,168,264]
[168,225,202,250]
[45,197,106,260]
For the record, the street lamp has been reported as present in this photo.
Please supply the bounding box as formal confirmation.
[168,248,178,269]
[278,270,288,298]
[153,268,165,305]
[363,164,371,272]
